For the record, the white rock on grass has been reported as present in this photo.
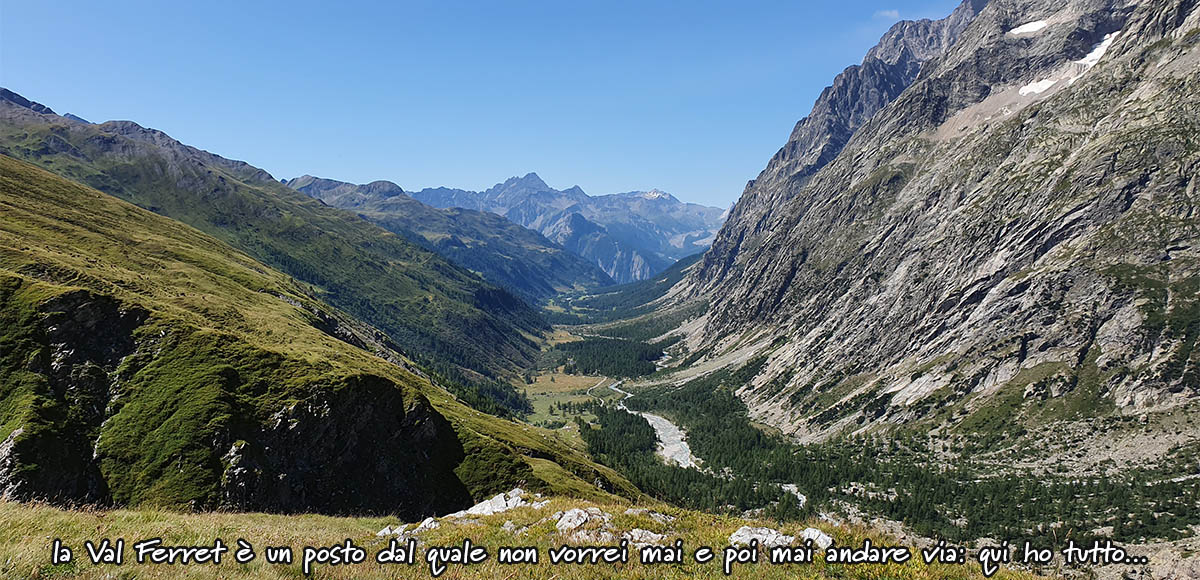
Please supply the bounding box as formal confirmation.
[555,507,616,543]
[800,527,834,550]
[447,488,530,518]
[623,528,667,547]
[555,508,591,532]
[375,525,393,537]
[728,526,795,548]
[413,517,440,533]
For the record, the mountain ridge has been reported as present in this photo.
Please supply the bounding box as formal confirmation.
[285,174,616,301]
[0,89,545,408]
[410,173,725,283]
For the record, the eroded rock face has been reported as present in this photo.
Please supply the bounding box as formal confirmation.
[682,0,1200,445]
[0,287,146,503]
[217,375,472,518]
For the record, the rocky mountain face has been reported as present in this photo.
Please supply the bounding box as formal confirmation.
[411,174,725,284]
[287,175,615,302]
[716,0,987,234]
[0,91,547,400]
[680,0,1200,455]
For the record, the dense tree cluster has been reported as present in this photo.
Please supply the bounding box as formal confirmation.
[577,354,1200,543]
[554,338,663,378]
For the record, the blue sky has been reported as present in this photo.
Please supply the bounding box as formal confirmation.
[1,0,960,207]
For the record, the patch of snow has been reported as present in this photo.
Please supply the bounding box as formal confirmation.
[1009,20,1048,35]
[1076,32,1119,67]
[1019,79,1057,96]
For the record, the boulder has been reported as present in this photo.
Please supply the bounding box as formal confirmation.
[555,508,591,532]
[800,527,833,550]
[623,528,667,547]
[728,526,794,548]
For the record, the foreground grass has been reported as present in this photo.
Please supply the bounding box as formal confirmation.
[0,499,1040,580]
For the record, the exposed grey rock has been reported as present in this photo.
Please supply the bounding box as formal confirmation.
[555,507,614,534]
[413,517,440,534]
[729,526,795,548]
[623,528,667,547]
[800,528,834,550]
[446,487,532,518]
[555,508,591,532]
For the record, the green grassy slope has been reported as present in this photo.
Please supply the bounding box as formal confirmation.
[0,94,543,408]
[0,153,634,514]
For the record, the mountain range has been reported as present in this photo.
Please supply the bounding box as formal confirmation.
[285,174,616,302]
[410,174,727,284]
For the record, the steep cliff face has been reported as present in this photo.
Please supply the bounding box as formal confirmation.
[712,0,987,243]
[684,0,1200,446]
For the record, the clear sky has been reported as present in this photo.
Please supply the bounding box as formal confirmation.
[1,0,960,207]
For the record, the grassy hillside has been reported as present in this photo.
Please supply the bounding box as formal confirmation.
[0,95,543,408]
[0,498,1038,580]
[0,154,633,514]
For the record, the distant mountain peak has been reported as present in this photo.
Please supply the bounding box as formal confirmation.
[362,180,405,197]
[640,189,675,201]
[498,172,549,190]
